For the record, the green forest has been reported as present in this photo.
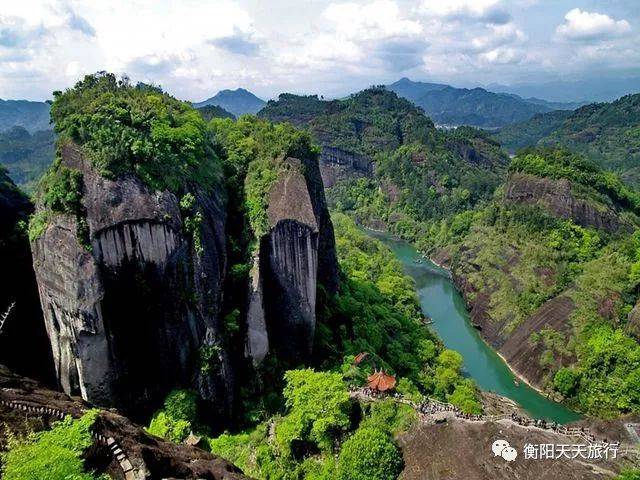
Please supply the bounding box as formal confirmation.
[1,73,639,480]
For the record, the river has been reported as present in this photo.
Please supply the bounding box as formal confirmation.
[367,230,581,424]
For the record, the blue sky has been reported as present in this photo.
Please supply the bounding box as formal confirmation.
[0,0,638,101]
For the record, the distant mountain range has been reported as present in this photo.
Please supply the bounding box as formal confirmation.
[488,76,640,103]
[0,99,51,133]
[0,126,55,192]
[493,92,640,186]
[387,78,582,129]
[193,88,265,117]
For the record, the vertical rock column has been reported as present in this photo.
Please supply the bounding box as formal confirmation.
[246,157,338,364]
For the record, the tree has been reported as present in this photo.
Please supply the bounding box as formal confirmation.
[336,427,403,480]
[276,369,351,455]
[553,368,580,397]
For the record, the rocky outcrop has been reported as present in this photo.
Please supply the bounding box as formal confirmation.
[505,172,620,232]
[626,300,640,340]
[30,143,230,418]
[0,365,251,480]
[246,157,338,365]
[0,169,54,383]
[321,146,373,175]
[500,296,576,386]
[319,146,373,188]
[440,247,576,390]
[398,417,629,480]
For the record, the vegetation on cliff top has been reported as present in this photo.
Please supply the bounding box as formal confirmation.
[509,148,640,215]
[50,72,221,193]
[209,115,319,238]
[27,72,224,246]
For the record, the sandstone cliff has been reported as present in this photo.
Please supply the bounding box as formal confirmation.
[30,143,231,417]
[434,247,577,391]
[319,146,373,188]
[505,172,622,232]
[246,157,338,365]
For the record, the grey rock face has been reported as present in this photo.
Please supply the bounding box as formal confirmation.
[31,143,229,417]
[505,172,620,232]
[266,219,319,357]
[319,146,373,188]
[245,253,269,365]
[246,157,338,364]
[627,300,640,340]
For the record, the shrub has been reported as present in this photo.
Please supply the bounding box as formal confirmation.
[336,427,403,480]
[147,389,199,442]
[448,379,482,414]
[1,410,103,480]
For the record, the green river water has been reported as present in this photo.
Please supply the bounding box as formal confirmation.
[368,230,582,424]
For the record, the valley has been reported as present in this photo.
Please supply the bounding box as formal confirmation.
[368,230,581,424]
[0,73,639,480]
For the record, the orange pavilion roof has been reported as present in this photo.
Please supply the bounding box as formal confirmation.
[367,370,397,391]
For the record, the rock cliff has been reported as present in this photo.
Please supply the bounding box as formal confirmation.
[505,172,621,232]
[30,143,231,417]
[0,365,251,480]
[246,157,338,365]
[0,168,54,383]
[434,248,577,391]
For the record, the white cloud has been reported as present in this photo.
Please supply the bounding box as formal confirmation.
[418,0,511,25]
[278,0,425,74]
[471,23,526,52]
[323,0,422,40]
[0,0,638,102]
[479,46,525,65]
[556,8,631,42]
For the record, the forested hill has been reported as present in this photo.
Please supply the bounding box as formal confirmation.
[259,87,509,206]
[492,110,573,152]
[387,78,579,128]
[0,127,55,192]
[493,93,640,186]
[258,87,439,156]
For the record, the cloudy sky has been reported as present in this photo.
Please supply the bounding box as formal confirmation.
[1,0,639,101]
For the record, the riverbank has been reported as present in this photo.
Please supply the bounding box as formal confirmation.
[421,244,571,406]
[364,228,582,423]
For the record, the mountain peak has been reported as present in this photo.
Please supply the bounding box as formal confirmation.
[193,88,266,116]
